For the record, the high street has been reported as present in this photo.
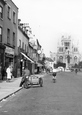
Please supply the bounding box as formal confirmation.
[0,72,82,115]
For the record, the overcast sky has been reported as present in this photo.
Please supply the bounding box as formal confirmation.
[13,0,82,57]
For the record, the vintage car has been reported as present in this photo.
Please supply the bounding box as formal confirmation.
[22,75,43,88]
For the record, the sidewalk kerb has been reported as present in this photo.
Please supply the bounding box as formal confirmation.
[0,73,46,102]
[0,87,23,102]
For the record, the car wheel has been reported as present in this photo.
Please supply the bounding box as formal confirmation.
[23,81,29,89]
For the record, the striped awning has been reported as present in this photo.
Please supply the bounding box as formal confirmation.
[20,52,34,63]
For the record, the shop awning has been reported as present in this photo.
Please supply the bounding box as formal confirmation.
[36,62,43,67]
[20,52,34,63]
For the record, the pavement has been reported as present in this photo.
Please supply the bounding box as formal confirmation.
[0,73,46,102]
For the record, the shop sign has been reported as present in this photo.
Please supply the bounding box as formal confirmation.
[5,46,14,55]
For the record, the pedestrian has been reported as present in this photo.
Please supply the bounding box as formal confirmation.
[19,68,30,87]
[6,64,12,82]
[52,64,57,82]
[75,68,78,74]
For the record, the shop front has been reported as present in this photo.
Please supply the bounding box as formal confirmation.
[5,46,14,68]
[20,52,35,75]
[0,44,6,80]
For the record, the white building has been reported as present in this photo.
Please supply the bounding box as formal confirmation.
[50,35,81,68]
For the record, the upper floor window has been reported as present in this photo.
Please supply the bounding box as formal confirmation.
[64,42,70,47]
[0,6,3,19]
[7,28,10,44]
[27,45,29,53]
[13,11,16,24]
[25,44,26,52]
[13,32,15,47]
[22,42,24,49]
[74,48,78,52]
[59,47,63,52]
[7,5,11,19]
[19,39,21,48]
[0,26,2,42]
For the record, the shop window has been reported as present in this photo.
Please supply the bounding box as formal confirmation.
[0,26,2,42]
[7,28,10,44]
[0,5,3,19]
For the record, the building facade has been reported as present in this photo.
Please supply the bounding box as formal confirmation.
[17,20,36,76]
[4,0,18,68]
[0,0,18,79]
[0,0,6,79]
[50,36,81,68]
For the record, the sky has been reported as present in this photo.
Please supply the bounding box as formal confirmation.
[13,0,82,57]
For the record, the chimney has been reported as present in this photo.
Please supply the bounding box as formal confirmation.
[18,19,21,25]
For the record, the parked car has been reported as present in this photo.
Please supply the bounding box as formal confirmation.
[29,75,43,87]
[21,75,43,88]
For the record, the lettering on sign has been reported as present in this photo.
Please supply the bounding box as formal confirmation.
[5,46,14,55]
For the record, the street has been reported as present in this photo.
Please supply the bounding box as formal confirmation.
[0,72,82,115]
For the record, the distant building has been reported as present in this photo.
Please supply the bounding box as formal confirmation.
[50,36,81,68]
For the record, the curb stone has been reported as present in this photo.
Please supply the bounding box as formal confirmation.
[0,87,23,102]
[0,74,46,102]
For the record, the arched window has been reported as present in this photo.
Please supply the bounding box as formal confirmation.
[59,56,63,62]
[74,56,77,62]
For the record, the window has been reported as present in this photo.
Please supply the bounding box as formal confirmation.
[64,42,70,47]
[13,11,16,24]
[74,56,77,62]
[7,5,11,19]
[0,6,3,19]
[13,32,15,47]
[59,47,63,52]
[7,28,10,44]
[27,45,29,53]
[0,26,2,42]
[74,48,78,52]
[22,42,24,49]
[19,39,21,47]
[25,44,26,52]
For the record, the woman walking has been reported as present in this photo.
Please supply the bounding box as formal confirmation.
[6,64,12,82]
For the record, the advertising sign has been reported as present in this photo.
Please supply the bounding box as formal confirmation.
[5,46,14,55]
